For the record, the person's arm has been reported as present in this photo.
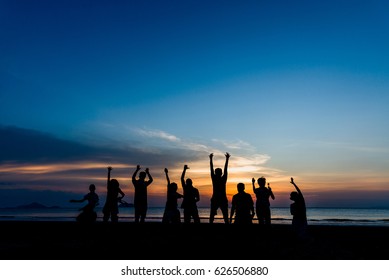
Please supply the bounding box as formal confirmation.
[252,178,256,193]
[145,168,153,185]
[118,188,125,200]
[268,183,275,200]
[209,153,214,177]
[195,188,200,202]
[223,152,230,177]
[290,177,304,199]
[181,165,188,188]
[132,165,140,183]
[107,166,112,190]
[164,168,170,186]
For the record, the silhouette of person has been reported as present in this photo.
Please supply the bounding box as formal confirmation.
[229,183,255,224]
[162,168,183,224]
[102,166,125,223]
[180,165,200,223]
[209,152,230,224]
[132,165,153,223]
[290,177,308,239]
[252,177,275,226]
[70,183,99,223]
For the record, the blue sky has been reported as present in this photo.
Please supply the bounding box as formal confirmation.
[1,0,389,208]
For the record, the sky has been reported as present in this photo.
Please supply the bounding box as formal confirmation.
[1,0,389,209]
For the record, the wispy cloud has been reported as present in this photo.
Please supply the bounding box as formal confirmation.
[211,138,256,151]
[133,127,212,155]
[315,140,389,154]
[135,128,181,142]
[0,162,130,175]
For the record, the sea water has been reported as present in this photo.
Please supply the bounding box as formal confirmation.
[0,206,389,226]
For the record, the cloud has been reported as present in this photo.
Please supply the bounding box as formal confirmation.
[0,162,131,176]
[0,124,282,207]
[135,128,181,142]
[315,140,389,153]
[134,127,211,154]
[133,128,269,162]
[0,125,105,163]
[0,125,190,166]
[211,138,255,151]
[93,125,277,177]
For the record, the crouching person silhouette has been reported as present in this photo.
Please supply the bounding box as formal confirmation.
[70,183,99,223]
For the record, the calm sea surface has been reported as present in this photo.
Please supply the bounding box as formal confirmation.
[0,207,389,226]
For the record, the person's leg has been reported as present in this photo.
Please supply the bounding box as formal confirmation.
[102,205,109,222]
[264,207,271,225]
[140,204,147,223]
[140,207,146,223]
[103,209,110,222]
[209,199,217,223]
[257,207,265,225]
[134,207,140,223]
[162,209,169,223]
[221,205,229,224]
[111,213,118,223]
[76,212,84,223]
[193,207,200,223]
[173,209,181,224]
[92,211,97,222]
[220,197,229,224]
[255,206,260,224]
[209,208,216,223]
[82,210,94,223]
[184,208,191,223]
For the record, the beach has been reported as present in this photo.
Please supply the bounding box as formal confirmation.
[0,221,388,260]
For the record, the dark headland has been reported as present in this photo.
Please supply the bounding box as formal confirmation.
[0,221,388,260]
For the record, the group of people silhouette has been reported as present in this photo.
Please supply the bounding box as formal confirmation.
[70,152,307,236]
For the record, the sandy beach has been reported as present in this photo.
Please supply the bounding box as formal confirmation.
[0,221,388,260]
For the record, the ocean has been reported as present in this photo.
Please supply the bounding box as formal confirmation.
[1,206,389,226]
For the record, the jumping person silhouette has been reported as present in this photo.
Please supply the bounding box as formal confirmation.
[102,166,125,223]
[252,177,275,226]
[162,168,183,224]
[181,165,200,223]
[132,165,153,223]
[209,152,230,224]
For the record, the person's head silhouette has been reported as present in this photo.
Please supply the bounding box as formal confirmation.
[290,191,299,201]
[170,182,178,192]
[186,178,193,187]
[215,168,222,177]
[89,184,96,192]
[237,182,245,193]
[257,177,266,188]
[139,171,146,180]
[110,179,119,189]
